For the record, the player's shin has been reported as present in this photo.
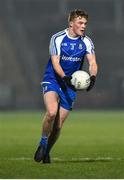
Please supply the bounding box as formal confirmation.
[46,127,61,154]
[34,114,54,162]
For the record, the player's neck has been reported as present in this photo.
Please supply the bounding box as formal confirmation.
[67,28,79,38]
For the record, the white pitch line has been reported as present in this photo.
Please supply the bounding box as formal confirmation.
[0,157,123,161]
[0,157,31,161]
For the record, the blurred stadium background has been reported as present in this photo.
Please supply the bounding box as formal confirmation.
[0,0,124,110]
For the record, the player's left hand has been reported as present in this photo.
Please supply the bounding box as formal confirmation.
[63,76,76,91]
[87,75,96,91]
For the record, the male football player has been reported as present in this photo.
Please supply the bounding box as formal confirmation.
[34,9,98,163]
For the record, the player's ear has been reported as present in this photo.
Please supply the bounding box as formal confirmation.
[69,21,73,27]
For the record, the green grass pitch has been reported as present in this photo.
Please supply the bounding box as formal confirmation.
[0,110,124,178]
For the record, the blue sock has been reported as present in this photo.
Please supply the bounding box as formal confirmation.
[40,136,48,148]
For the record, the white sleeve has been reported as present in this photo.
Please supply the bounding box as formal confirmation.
[49,36,61,56]
[49,33,66,56]
[84,36,95,54]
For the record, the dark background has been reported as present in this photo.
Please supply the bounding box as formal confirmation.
[0,0,124,110]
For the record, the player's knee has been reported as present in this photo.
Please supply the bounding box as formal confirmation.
[58,118,66,128]
[47,110,57,121]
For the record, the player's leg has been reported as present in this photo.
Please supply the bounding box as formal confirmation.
[47,106,70,152]
[43,87,76,163]
[43,106,70,163]
[41,91,59,137]
[34,91,59,162]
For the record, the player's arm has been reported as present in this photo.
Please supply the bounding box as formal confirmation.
[51,55,75,90]
[86,53,98,91]
[49,35,66,78]
[49,35,74,89]
[51,55,65,78]
[86,53,98,77]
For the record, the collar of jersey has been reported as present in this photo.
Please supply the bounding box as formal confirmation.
[65,29,80,40]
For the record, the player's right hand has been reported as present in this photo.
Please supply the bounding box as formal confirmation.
[63,76,76,91]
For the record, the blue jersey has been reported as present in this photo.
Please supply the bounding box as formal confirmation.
[42,29,95,83]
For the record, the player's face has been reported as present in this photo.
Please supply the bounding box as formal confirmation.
[71,16,88,36]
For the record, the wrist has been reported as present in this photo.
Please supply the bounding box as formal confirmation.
[90,75,96,81]
[62,76,66,80]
